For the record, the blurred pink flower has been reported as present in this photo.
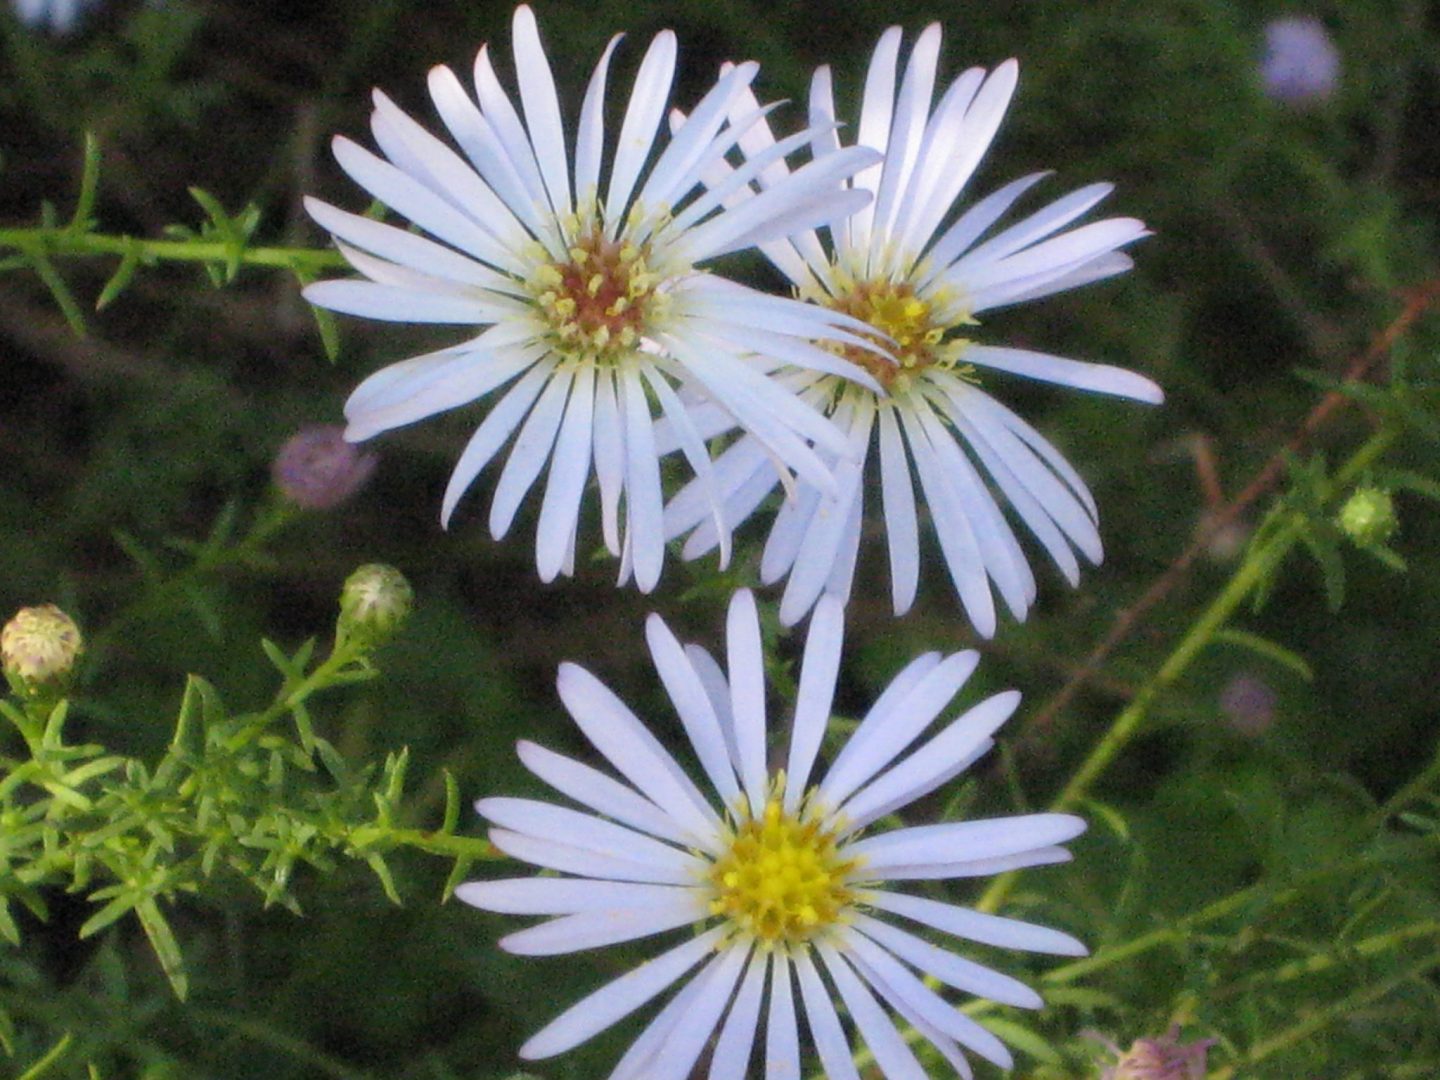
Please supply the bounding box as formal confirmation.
[272,425,378,510]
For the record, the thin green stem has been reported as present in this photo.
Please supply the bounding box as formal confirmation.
[16,1033,73,1080]
[1241,947,1440,1067]
[0,225,344,272]
[975,426,1398,916]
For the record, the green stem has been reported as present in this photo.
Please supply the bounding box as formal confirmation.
[977,425,1398,916]
[0,226,344,273]
[1221,921,1440,994]
[16,1033,73,1080]
[1241,947,1440,1067]
[373,828,499,862]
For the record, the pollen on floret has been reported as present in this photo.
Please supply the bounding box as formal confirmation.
[821,278,974,393]
[529,220,665,365]
[707,793,859,947]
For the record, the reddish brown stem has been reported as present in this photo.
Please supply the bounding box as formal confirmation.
[1020,279,1440,738]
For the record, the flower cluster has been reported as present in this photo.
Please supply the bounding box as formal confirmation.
[300,7,1164,1076]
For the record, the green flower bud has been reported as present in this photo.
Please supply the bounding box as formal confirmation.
[2,604,83,699]
[1337,486,1397,547]
[337,564,413,650]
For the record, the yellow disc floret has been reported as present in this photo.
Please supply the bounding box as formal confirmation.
[820,275,974,393]
[708,796,858,946]
[529,223,663,365]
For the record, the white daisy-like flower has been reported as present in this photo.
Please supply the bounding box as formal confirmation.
[459,588,1086,1078]
[10,0,94,33]
[663,25,1164,633]
[303,5,888,592]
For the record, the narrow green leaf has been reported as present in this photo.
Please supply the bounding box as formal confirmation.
[260,638,298,677]
[1079,797,1131,841]
[365,852,402,905]
[79,892,141,939]
[1214,628,1315,681]
[16,1032,73,1080]
[67,132,102,232]
[289,700,317,755]
[973,1019,1062,1065]
[24,245,88,335]
[1300,529,1347,611]
[441,855,475,903]
[441,769,460,835]
[136,898,189,1000]
[0,898,19,945]
[96,237,145,310]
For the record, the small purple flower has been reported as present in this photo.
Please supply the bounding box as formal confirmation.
[1260,16,1341,105]
[271,425,378,511]
[1219,672,1277,736]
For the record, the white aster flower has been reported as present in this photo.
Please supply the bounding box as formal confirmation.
[304,5,886,592]
[663,25,1164,634]
[459,588,1086,1078]
[10,0,94,32]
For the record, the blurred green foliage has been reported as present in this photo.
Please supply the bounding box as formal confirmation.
[2,0,1439,1077]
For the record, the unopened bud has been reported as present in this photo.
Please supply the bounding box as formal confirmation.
[1337,487,1396,548]
[272,425,378,511]
[337,564,413,650]
[2,604,83,699]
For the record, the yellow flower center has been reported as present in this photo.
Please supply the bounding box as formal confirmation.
[529,226,662,364]
[822,278,973,393]
[708,797,858,946]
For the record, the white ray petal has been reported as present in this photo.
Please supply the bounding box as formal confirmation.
[556,662,721,845]
[851,912,1041,1012]
[764,951,800,1080]
[489,362,573,541]
[536,364,595,581]
[519,926,725,1059]
[843,930,1013,1068]
[500,900,701,956]
[966,344,1164,403]
[455,877,699,916]
[816,942,929,1080]
[820,649,980,809]
[516,741,689,846]
[839,690,1019,830]
[604,30,677,228]
[440,359,553,527]
[707,947,766,1080]
[783,594,846,811]
[878,843,1074,880]
[645,614,742,805]
[793,950,861,1080]
[865,889,1088,956]
[725,589,769,816]
[876,404,921,614]
[487,828,697,885]
[426,63,549,239]
[646,944,748,1079]
[846,813,1086,873]
[510,5,572,218]
[619,367,665,592]
[592,366,624,554]
[472,43,551,221]
[575,35,622,202]
[916,171,1050,286]
[477,797,696,875]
